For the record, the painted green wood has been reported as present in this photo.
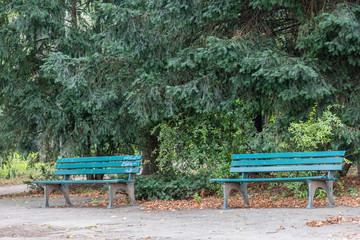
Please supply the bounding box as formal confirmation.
[57,155,142,163]
[34,179,133,185]
[230,164,342,173]
[232,151,345,160]
[210,176,338,182]
[55,161,141,169]
[231,157,343,166]
[54,167,140,175]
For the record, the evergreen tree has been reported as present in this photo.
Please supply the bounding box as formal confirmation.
[1,1,359,175]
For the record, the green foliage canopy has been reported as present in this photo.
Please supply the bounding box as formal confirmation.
[0,1,359,173]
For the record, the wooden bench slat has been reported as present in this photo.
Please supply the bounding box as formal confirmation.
[54,167,140,175]
[230,164,342,173]
[56,161,141,169]
[34,179,133,185]
[232,151,345,160]
[231,157,343,166]
[57,155,142,163]
[210,176,337,182]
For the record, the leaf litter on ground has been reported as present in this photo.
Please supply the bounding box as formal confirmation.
[1,177,359,212]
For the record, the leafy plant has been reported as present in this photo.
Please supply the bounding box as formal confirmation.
[335,181,345,197]
[347,187,358,196]
[283,105,345,199]
[154,100,256,178]
[288,105,344,151]
[135,171,212,200]
[193,192,202,201]
[315,189,327,199]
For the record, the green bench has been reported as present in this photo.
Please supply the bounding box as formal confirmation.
[210,151,345,209]
[34,155,142,208]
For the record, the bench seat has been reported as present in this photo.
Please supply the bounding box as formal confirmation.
[210,176,338,183]
[34,155,142,208]
[35,179,134,185]
[210,151,345,209]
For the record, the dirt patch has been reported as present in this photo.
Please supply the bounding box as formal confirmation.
[0,224,64,238]
[1,198,360,240]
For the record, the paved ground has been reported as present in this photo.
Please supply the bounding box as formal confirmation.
[0,184,30,196]
[0,194,360,240]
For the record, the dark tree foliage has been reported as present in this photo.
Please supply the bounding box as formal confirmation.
[1,0,360,174]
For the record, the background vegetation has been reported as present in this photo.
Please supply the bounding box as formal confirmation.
[1,0,360,198]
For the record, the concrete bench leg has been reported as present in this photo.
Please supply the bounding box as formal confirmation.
[59,185,72,206]
[306,180,334,209]
[108,183,137,208]
[326,181,335,207]
[44,184,71,207]
[44,184,57,208]
[126,182,137,206]
[222,182,249,210]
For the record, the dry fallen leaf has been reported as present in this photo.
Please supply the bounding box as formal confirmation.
[347,233,360,239]
[2,176,360,211]
[307,221,326,227]
[307,215,360,227]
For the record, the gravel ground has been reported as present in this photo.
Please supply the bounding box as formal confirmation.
[0,195,360,240]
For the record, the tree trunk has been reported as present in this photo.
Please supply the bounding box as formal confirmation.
[341,163,352,177]
[254,114,263,132]
[70,1,77,27]
[141,132,160,175]
[95,146,104,180]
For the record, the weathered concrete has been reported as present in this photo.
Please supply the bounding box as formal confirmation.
[0,196,359,239]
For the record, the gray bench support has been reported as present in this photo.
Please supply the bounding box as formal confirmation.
[108,181,136,208]
[44,184,71,207]
[222,182,249,210]
[307,180,334,208]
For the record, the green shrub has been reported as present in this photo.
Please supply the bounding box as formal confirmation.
[153,100,256,178]
[0,152,59,187]
[0,153,39,179]
[282,105,345,199]
[135,171,212,200]
[288,105,344,152]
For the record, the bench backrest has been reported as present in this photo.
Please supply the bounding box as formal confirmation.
[230,151,345,174]
[54,155,142,179]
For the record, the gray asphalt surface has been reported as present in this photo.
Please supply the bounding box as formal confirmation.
[0,184,30,196]
[0,195,360,240]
